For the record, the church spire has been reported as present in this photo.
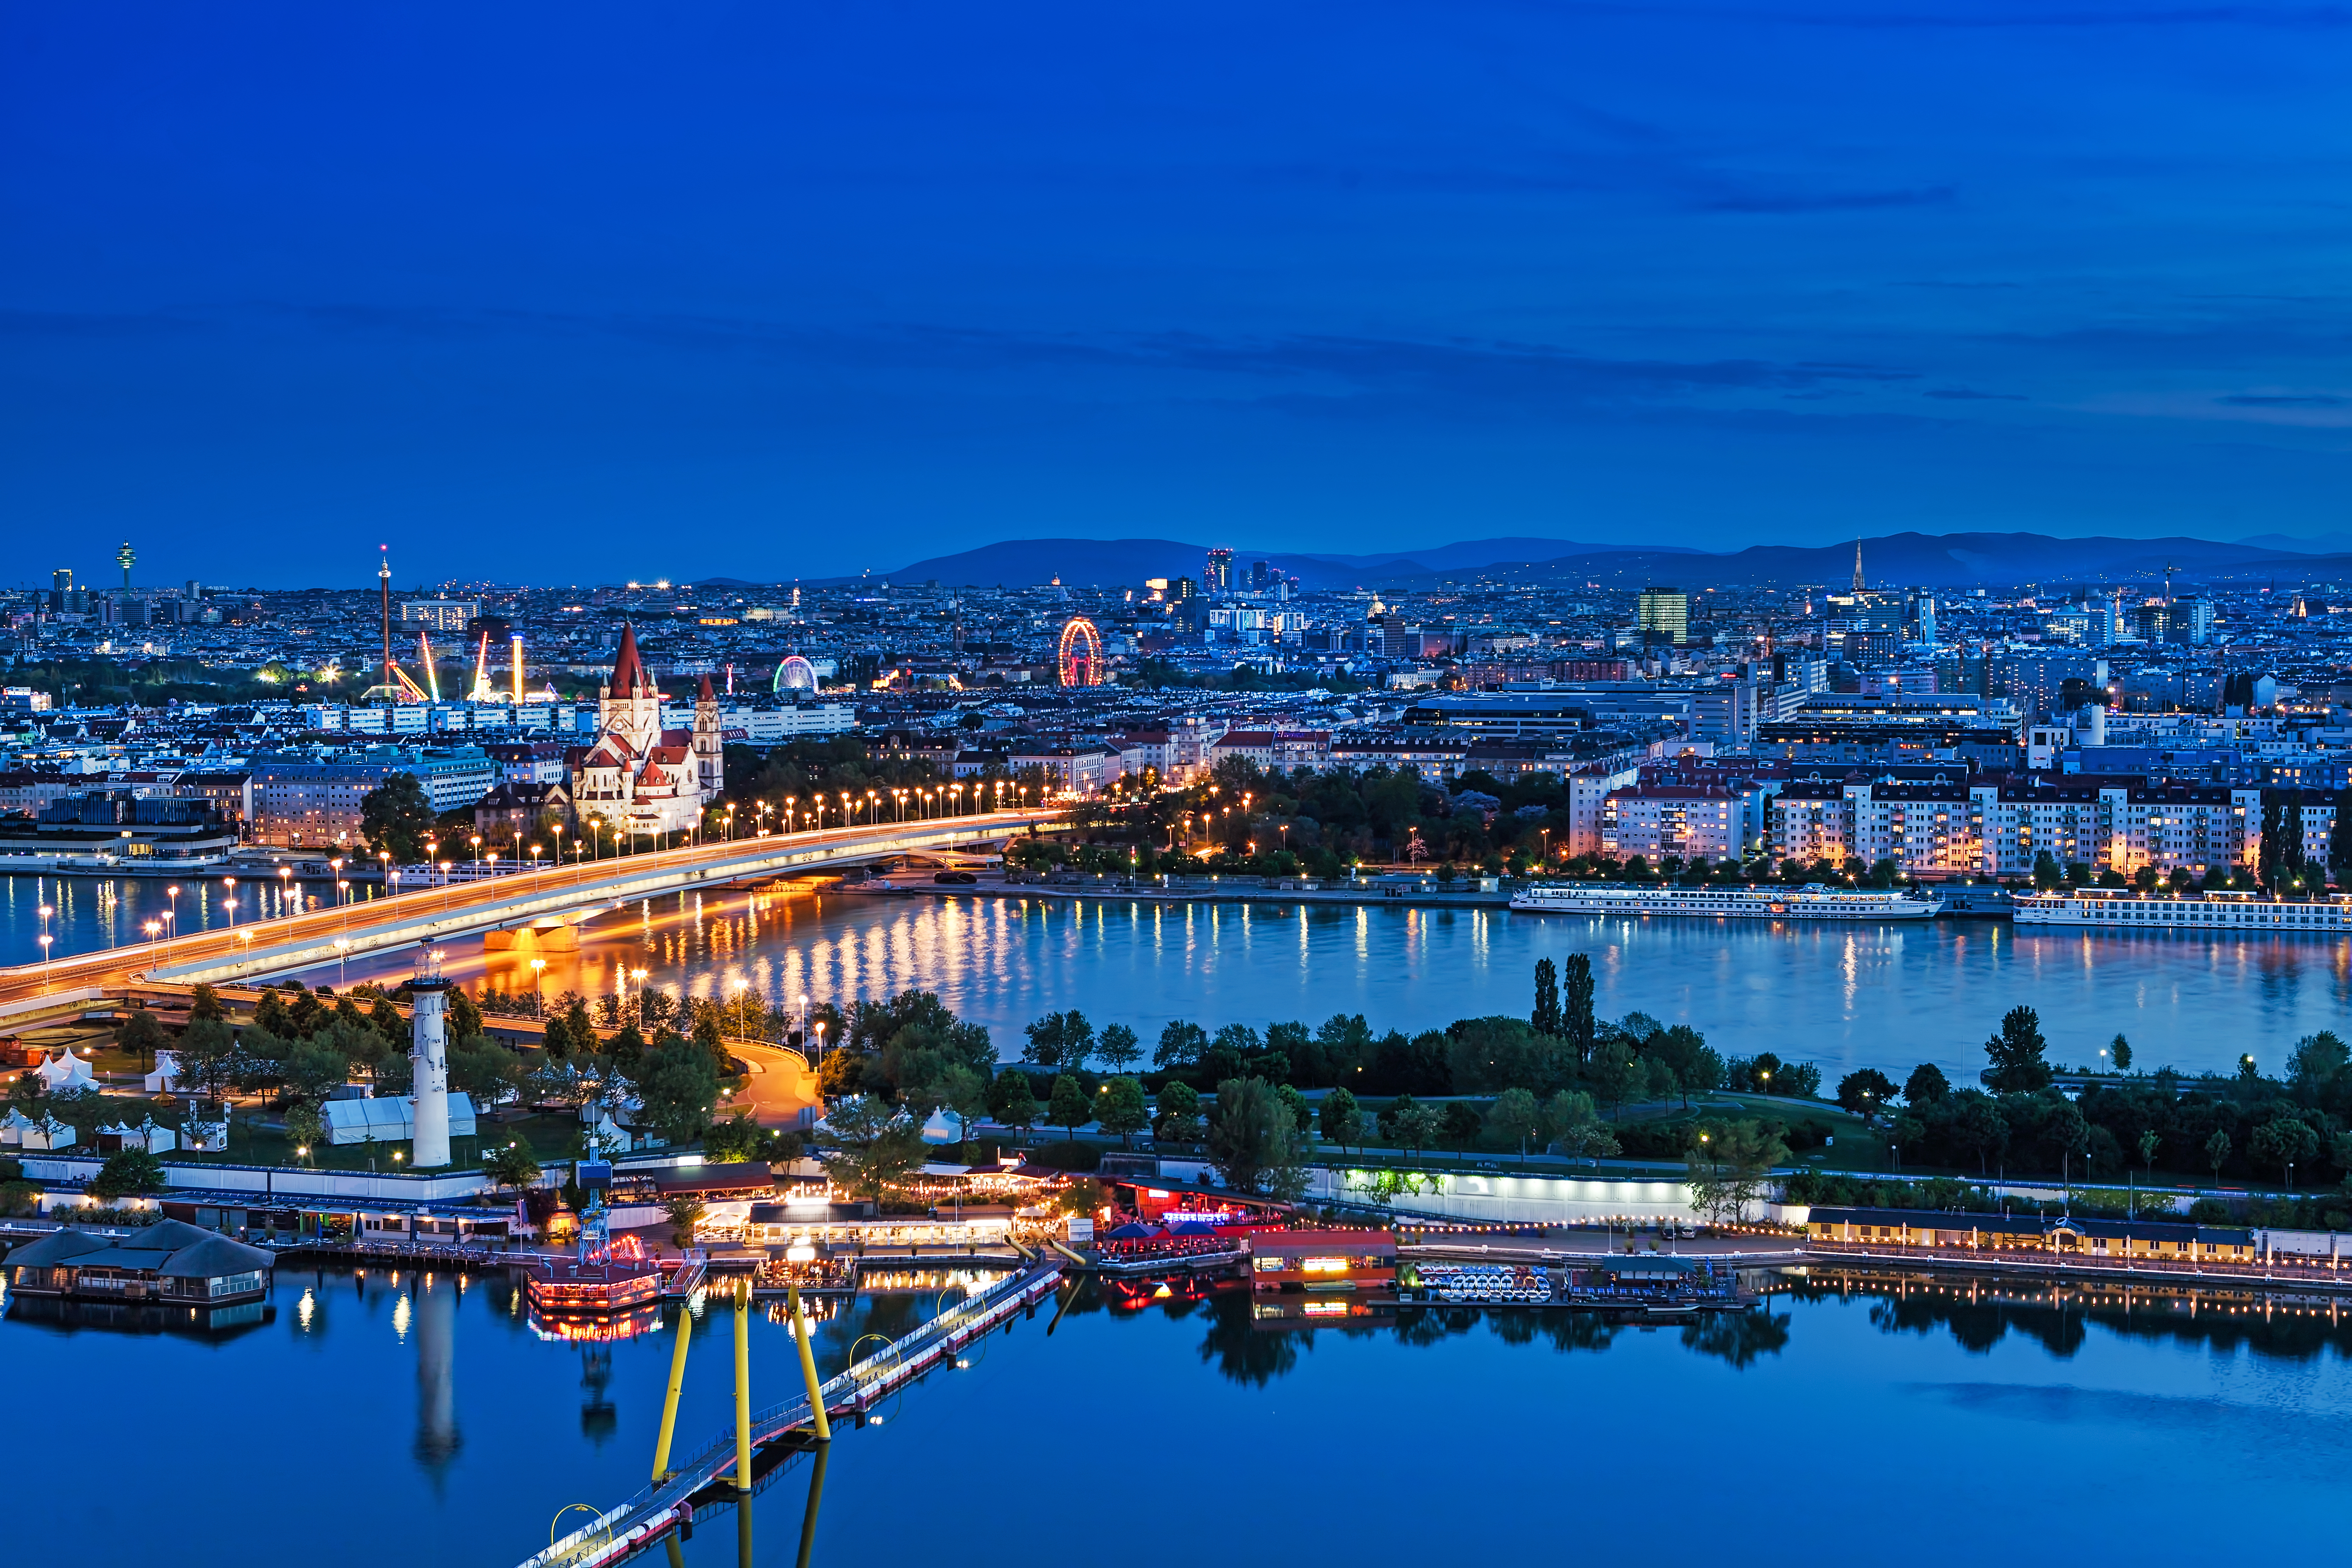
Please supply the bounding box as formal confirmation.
[610,622,650,698]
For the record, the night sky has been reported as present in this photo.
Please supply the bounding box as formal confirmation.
[6,1,2351,587]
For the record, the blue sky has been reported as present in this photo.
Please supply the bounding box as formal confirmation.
[5,0,2351,587]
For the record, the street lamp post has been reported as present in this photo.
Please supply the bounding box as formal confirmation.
[223,876,237,930]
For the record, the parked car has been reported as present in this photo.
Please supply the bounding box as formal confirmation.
[934,870,978,884]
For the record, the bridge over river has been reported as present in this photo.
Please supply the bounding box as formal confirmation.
[0,808,1068,1011]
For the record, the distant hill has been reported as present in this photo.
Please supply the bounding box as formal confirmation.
[849,536,1672,589]
[819,529,2352,592]
[1402,531,2339,589]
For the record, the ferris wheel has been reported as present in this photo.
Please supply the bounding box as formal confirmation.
[1057,617,1104,686]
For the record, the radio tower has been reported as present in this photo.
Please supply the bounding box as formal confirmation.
[1852,539,1865,594]
[378,547,395,706]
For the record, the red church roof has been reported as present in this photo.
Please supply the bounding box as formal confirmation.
[609,623,653,698]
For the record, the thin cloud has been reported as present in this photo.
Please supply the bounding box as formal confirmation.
[2217,391,2349,407]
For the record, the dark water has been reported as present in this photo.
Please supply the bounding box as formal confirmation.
[14,871,2352,1080]
[299,881,2350,1083]
[10,1264,2350,1566]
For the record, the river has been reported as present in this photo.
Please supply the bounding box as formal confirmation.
[7,874,2351,1081]
[7,1264,2347,1566]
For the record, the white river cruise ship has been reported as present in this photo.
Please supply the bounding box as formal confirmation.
[1511,883,1942,921]
[2012,889,2352,933]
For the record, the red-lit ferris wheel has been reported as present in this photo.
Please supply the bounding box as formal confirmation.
[1058,616,1104,686]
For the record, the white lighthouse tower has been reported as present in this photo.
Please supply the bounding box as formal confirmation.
[409,949,454,1168]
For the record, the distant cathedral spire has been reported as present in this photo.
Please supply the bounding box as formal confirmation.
[1852,539,1865,594]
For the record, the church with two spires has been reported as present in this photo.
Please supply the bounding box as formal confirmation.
[566,623,725,839]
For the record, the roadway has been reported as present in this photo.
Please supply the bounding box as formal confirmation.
[0,808,1068,1011]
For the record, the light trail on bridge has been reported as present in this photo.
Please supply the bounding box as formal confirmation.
[0,809,1068,1010]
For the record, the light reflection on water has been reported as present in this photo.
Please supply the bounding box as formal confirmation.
[300,882,2352,1082]
[13,870,2350,1080]
[7,1263,2352,1565]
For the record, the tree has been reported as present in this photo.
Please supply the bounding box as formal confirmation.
[1949,1092,2009,1175]
[2205,1128,2232,1180]
[1047,1074,1091,1139]
[1541,1089,1617,1159]
[449,1035,525,1107]
[1531,958,1562,1036]
[704,1111,765,1162]
[1488,1087,1540,1160]
[1389,1095,1441,1159]
[544,995,594,1061]
[1275,1082,1313,1134]
[1154,1019,1207,1069]
[1153,1080,1202,1144]
[251,988,290,1037]
[1319,1086,1362,1155]
[634,1033,722,1145]
[359,771,438,863]
[821,1094,928,1199]
[173,1017,240,1108]
[2136,1129,2161,1170]
[2251,1116,2320,1185]
[690,1001,732,1077]
[1206,1076,1306,1199]
[2287,1031,2349,1104]
[187,983,225,1024]
[1023,1010,1094,1070]
[1686,1119,1788,1225]
[90,1148,168,1200]
[2110,1032,2133,1072]
[662,1194,707,1249]
[2260,795,2286,888]
[2032,851,2063,891]
[1903,1063,1950,1105]
[113,1007,167,1073]
[1096,1076,1149,1147]
[1562,953,1596,1065]
[1096,1023,1142,1074]
[1441,1100,1483,1150]
[1982,1005,2052,1093]
[1836,1068,1898,1126]
[989,1069,1040,1134]
[482,1137,542,1194]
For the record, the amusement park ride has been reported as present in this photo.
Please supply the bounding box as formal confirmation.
[360,547,555,706]
[1057,616,1104,686]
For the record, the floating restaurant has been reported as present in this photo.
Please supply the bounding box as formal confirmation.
[1805,1207,2258,1262]
[4,1218,274,1304]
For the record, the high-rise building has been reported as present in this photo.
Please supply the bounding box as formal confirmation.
[403,599,481,631]
[1205,548,1234,592]
[1635,586,1689,645]
[1250,559,1272,591]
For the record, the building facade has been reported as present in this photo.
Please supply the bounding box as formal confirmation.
[566,626,725,839]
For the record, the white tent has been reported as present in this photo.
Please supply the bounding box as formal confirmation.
[183,1119,228,1153]
[0,1108,36,1147]
[97,1119,178,1154]
[36,1050,95,1093]
[919,1107,965,1145]
[18,1115,76,1151]
[321,1092,478,1147]
[143,1050,181,1094]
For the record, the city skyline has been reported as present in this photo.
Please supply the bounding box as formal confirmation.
[8,3,2352,586]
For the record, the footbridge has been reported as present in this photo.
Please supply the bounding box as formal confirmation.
[0,808,1068,1003]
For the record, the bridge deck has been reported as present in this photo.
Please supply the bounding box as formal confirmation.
[0,809,1066,1006]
